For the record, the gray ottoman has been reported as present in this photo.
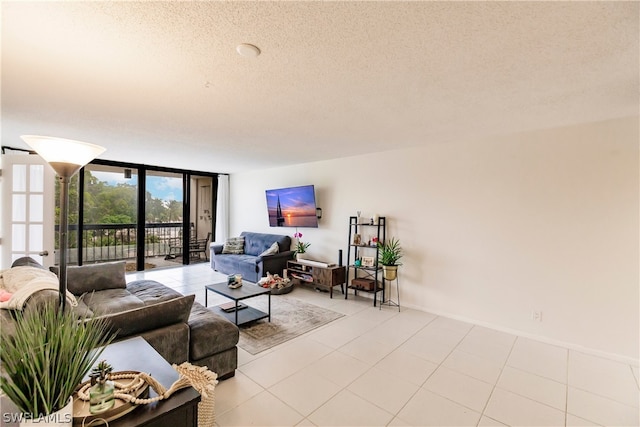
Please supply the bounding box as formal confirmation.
[188,302,240,380]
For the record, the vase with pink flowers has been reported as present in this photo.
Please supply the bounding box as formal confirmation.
[293,231,310,260]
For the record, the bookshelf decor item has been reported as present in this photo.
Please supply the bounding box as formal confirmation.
[361,256,375,267]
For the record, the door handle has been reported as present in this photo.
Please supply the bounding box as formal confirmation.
[39,250,49,257]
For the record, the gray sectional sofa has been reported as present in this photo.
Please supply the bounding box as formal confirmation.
[210,231,295,282]
[0,258,240,380]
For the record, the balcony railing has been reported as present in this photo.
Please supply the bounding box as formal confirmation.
[58,222,185,264]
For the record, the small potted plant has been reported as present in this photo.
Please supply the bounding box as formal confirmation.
[377,237,403,280]
[89,360,115,414]
[293,231,310,260]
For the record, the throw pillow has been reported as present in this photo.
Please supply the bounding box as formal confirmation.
[66,261,127,295]
[222,236,245,254]
[258,241,279,257]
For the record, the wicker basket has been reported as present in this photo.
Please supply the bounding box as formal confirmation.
[270,282,294,295]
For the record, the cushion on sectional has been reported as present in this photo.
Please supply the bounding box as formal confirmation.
[81,289,145,315]
[66,261,127,295]
[97,294,195,339]
[258,241,279,257]
[222,236,245,254]
[126,280,183,304]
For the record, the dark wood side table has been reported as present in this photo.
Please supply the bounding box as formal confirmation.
[90,337,200,427]
[286,260,346,298]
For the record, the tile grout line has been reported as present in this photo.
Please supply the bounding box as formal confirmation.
[385,320,480,426]
[630,364,640,390]
[476,334,518,427]
[279,308,440,427]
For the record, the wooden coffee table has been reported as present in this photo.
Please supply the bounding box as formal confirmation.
[205,281,271,326]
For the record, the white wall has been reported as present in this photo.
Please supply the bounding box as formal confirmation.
[230,116,639,361]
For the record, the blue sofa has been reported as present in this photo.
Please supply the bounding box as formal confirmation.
[210,232,294,283]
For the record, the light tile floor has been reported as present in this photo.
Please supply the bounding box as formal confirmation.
[128,264,640,427]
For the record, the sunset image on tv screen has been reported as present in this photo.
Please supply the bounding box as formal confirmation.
[265,185,318,228]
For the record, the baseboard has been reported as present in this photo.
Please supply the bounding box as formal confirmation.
[400,303,639,366]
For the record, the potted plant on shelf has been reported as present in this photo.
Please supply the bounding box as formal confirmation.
[377,237,403,280]
[0,301,114,426]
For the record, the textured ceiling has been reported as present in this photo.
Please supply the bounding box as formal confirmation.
[2,1,638,173]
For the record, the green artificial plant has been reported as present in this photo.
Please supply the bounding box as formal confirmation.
[0,301,115,417]
[377,237,403,266]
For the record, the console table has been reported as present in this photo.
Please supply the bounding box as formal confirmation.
[86,337,200,427]
[286,260,346,298]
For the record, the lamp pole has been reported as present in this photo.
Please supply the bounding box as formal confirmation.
[58,175,70,310]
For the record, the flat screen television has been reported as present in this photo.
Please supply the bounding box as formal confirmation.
[265,184,319,228]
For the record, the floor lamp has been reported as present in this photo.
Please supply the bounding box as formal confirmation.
[21,135,106,310]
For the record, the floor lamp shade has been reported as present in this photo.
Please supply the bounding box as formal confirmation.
[21,135,106,178]
[21,135,106,309]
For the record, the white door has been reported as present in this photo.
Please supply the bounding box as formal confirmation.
[1,153,55,268]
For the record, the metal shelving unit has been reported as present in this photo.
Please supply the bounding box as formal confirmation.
[345,216,386,306]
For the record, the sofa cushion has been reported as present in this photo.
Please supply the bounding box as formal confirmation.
[259,241,279,257]
[188,302,239,360]
[98,294,195,339]
[222,236,245,254]
[214,253,258,272]
[66,261,127,295]
[81,289,145,315]
[126,280,183,304]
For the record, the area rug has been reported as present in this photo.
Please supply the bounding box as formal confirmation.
[238,297,344,355]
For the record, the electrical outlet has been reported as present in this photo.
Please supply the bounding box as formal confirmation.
[531,310,542,322]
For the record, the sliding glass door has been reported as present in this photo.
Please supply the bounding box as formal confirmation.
[145,170,184,270]
[82,164,138,270]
